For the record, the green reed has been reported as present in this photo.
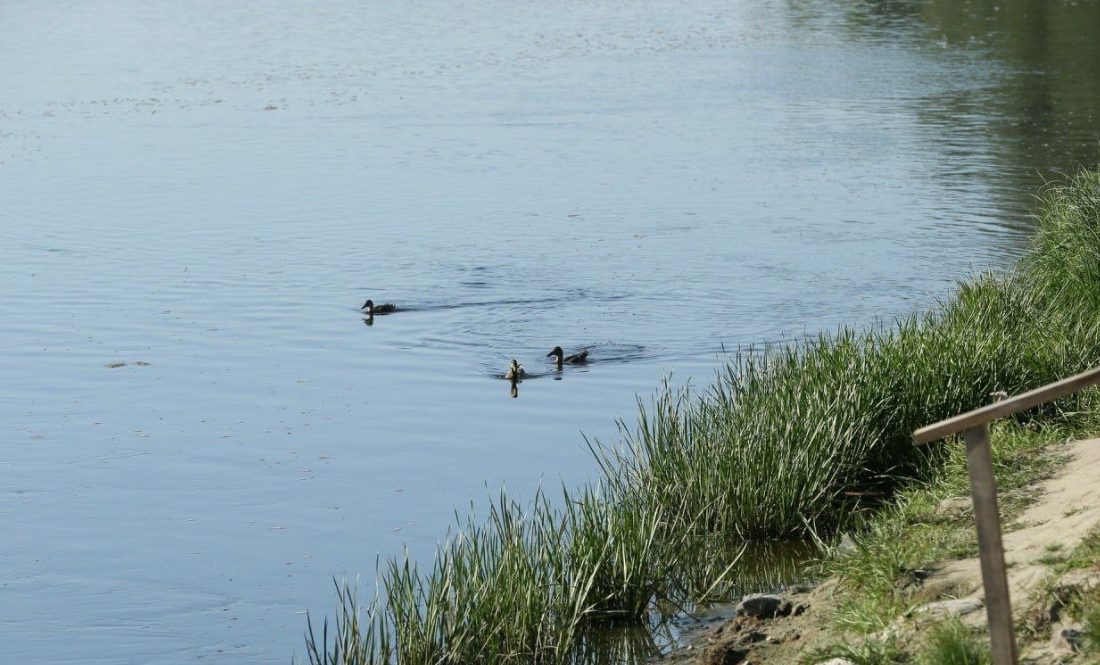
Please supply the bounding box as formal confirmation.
[595,243,1100,541]
[306,168,1100,664]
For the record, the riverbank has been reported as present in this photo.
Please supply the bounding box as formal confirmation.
[305,169,1100,665]
[657,421,1100,664]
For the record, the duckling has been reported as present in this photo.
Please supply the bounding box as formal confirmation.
[547,346,589,367]
[505,359,527,381]
[361,299,397,316]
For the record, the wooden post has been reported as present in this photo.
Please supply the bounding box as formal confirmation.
[962,423,1018,665]
[912,368,1100,665]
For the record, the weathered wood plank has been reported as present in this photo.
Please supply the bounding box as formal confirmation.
[913,365,1100,444]
[963,424,1018,665]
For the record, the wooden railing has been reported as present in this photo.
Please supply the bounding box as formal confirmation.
[913,366,1100,665]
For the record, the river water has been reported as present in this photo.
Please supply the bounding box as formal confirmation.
[3,1,1099,662]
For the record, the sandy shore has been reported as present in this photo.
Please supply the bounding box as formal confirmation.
[653,437,1100,665]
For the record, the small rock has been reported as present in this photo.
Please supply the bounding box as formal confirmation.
[936,496,972,516]
[1052,622,1087,654]
[735,594,788,619]
[876,620,905,644]
[1057,568,1100,594]
[911,598,985,618]
[1037,570,1100,625]
[895,567,934,590]
[835,533,857,555]
[1039,597,1064,624]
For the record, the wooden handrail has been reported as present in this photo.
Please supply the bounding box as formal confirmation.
[911,364,1100,665]
[913,365,1100,444]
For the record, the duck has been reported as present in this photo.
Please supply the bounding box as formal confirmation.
[547,346,589,367]
[505,359,527,381]
[361,299,397,316]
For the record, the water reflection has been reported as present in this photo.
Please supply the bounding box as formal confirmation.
[3,0,1100,663]
[671,539,819,608]
[800,0,1100,235]
[505,359,526,398]
[569,621,670,665]
[921,0,1100,180]
[477,344,651,384]
[570,540,819,665]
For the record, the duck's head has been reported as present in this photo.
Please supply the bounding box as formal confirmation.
[362,299,375,313]
[546,346,564,359]
[506,359,525,380]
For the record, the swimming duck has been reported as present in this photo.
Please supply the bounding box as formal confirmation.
[547,346,589,367]
[505,359,527,381]
[361,299,397,316]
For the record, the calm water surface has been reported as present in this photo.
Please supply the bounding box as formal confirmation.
[3,0,1100,662]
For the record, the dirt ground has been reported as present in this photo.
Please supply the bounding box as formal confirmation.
[650,437,1100,665]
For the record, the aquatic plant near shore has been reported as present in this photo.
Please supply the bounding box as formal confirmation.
[306,169,1100,664]
[304,487,736,665]
[597,215,1100,540]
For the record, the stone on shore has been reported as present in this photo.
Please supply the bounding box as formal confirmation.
[735,594,790,619]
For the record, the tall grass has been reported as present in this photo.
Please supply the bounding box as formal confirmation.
[304,487,754,665]
[596,265,1100,541]
[918,620,992,665]
[306,168,1100,664]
